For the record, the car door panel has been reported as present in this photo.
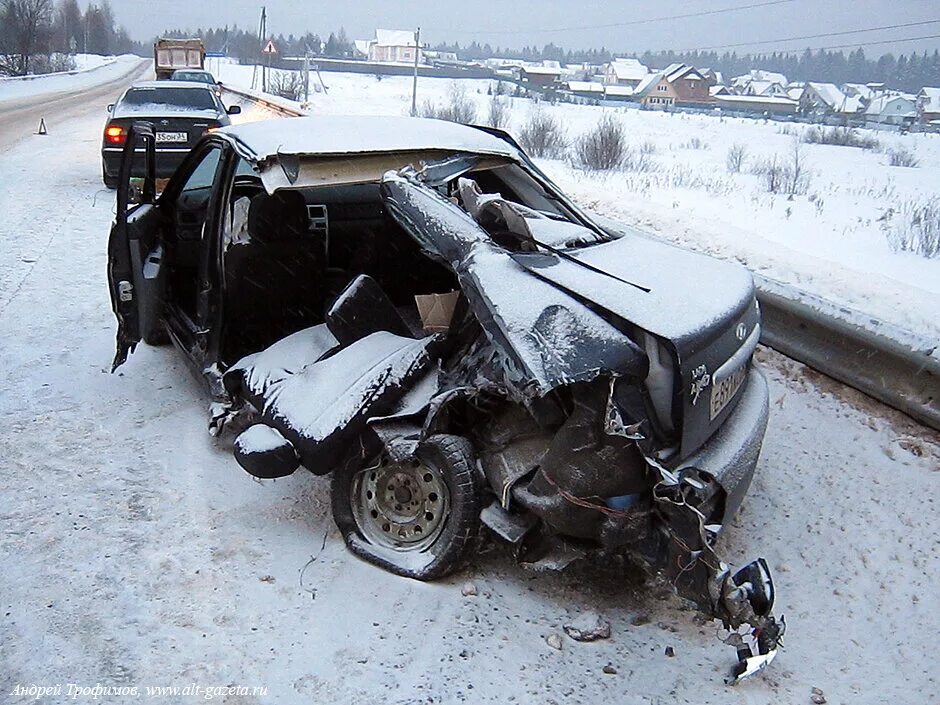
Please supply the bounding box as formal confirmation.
[108,122,164,371]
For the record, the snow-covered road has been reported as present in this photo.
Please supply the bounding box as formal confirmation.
[0,59,150,151]
[0,98,938,705]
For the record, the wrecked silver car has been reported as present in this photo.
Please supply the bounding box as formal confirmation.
[107,116,783,682]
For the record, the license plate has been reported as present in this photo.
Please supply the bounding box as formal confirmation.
[156,131,187,143]
[710,363,747,420]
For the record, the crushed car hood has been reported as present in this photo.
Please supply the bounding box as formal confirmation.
[382,171,761,453]
[513,233,756,359]
[509,234,760,454]
[381,173,648,396]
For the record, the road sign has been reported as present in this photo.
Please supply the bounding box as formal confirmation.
[263,40,277,55]
[206,51,226,58]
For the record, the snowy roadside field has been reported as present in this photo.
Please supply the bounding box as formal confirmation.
[215,63,940,341]
[0,54,143,104]
[0,78,938,705]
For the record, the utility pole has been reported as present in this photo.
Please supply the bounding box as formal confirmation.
[252,6,266,90]
[261,7,267,93]
[410,27,420,116]
[303,49,310,103]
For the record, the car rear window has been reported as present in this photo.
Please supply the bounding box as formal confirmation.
[173,72,213,84]
[121,87,217,110]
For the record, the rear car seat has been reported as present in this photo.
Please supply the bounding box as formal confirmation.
[225,275,440,479]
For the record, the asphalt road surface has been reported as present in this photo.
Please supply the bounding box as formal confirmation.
[0,60,151,151]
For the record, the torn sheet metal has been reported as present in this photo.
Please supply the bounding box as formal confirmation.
[381,172,648,396]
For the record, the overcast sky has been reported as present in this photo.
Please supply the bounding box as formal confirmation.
[96,1,940,56]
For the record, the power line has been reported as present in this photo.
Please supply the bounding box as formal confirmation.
[808,32,940,53]
[425,0,794,37]
[675,31,940,55]
[678,19,940,52]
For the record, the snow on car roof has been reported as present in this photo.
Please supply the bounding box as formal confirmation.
[127,80,214,90]
[219,116,521,163]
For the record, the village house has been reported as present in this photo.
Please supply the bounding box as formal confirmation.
[743,80,789,98]
[602,58,649,88]
[799,82,864,118]
[842,83,877,101]
[917,87,940,124]
[423,50,459,66]
[518,63,562,89]
[604,84,637,102]
[354,29,422,64]
[863,93,918,126]
[730,69,788,95]
[700,68,725,88]
[634,63,711,108]
[785,82,806,101]
[713,94,798,116]
[564,80,605,100]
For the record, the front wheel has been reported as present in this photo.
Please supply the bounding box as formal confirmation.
[332,434,481,581]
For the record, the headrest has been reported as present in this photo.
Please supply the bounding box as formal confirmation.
[247,190,308,242]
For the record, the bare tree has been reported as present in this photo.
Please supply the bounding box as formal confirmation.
[419,83,477,124]
[752,155,784,194]
[517,107,567,158]
[785,137,810,195]
[725,143,748,173]
[573,114,628,171]
[268,69,305,101]
[0,0,54,75]
[485,93,510,129]
[886,146,920,168]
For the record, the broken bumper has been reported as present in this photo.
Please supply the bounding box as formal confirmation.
[678,366,769,523]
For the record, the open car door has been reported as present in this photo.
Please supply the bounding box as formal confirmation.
[107,121,167,371]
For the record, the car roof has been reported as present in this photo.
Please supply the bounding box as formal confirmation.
[172,70,214,78]
[127,80,214,90]
[218,115,520,164]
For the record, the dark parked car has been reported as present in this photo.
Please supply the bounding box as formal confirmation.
[169,68,223,97]
[101,80,240,188]
[107,116,783,682]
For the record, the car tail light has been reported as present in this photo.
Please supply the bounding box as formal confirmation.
[105,125,126,145]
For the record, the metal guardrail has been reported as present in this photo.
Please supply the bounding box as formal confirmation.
[220,84,304,117]
[590,215,939,432]
[755,275,939,431]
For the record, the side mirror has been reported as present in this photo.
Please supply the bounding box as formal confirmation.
[227,105,241,115]
[107,103,115,112]
[217,81,224,87]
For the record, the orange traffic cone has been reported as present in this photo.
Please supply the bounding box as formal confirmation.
[36,118,48,135]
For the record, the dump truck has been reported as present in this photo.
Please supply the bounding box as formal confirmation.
[153,38,205,80]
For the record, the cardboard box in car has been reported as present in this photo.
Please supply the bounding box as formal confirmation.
[415,291,460,333]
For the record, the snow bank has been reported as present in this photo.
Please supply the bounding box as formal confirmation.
[0,54,143,103]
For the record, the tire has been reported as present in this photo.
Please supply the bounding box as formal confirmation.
[332,434,481,581]
[102,167,117,190]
